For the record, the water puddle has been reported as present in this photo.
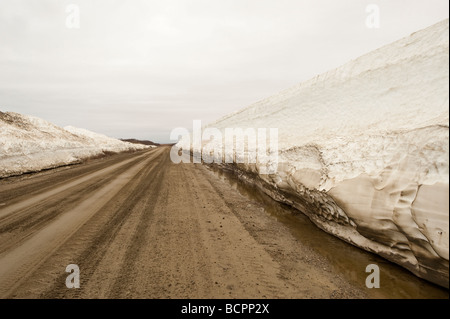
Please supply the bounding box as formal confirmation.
[209,165,448,299]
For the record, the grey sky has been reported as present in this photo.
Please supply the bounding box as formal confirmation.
[0,0,448,142]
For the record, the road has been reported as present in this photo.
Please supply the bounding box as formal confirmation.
[0,147,365,298]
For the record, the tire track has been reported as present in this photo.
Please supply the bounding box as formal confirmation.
[0,148,163,298]
[182,164,285,298]
[0,155,150,254]
[108,151,169,298]
[35,148,167,298]
[0,151,150,220]
[0,150,149,204]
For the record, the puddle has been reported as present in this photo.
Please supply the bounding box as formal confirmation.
[209,165,448,299]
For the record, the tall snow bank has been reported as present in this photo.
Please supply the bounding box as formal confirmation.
[0,111,150,178]
[185,19,449,287]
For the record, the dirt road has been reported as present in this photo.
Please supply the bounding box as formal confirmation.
[0,147,365,298]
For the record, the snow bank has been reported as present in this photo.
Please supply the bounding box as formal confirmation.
[0,111,150,178]
[63,126,155,153]
[180,19,449,287]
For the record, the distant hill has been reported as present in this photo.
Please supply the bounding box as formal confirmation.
[120,138,160,147]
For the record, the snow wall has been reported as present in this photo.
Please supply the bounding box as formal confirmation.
[177,19,449,287]
[0,112,150,178]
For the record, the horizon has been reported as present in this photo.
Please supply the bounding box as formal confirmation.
[0,0,448,143]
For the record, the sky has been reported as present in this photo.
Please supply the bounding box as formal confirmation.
[0,0,448,143]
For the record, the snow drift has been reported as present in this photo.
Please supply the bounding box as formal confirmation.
[177,19,449,287]
[0,111,151,178]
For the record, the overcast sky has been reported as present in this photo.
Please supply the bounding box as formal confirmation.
[0,0,448,142]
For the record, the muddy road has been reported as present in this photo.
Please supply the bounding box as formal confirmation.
[0,146,382,298]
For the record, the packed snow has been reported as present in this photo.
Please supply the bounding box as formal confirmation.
[0,111,151,178]
[176,19,449,287]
